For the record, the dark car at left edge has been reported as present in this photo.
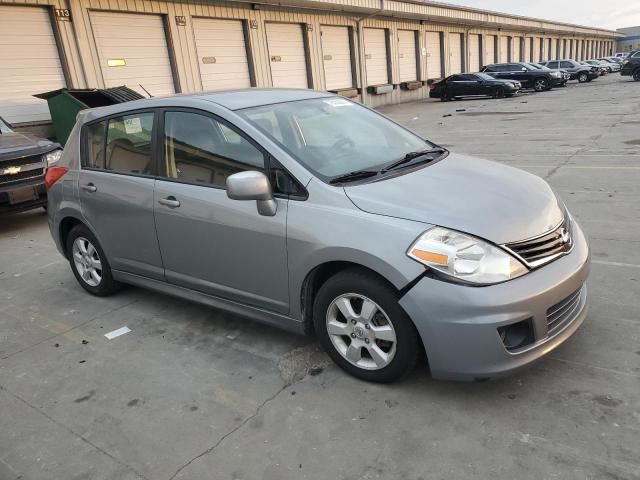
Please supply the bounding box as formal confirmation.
[0,116,62,214]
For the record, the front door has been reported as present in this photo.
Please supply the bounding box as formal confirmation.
[153,110,290,314]
[79,110,164,280]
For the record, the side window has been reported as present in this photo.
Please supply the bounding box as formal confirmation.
[560,61,573,68]
[449,75,463,81]
[84,112,154,174]
[547,61,558,69]
[507,63,521,71]
[459,74,478,80]
[163,111,264,187]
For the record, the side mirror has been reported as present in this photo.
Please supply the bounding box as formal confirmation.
[522,67,527,72]
[226,171,277,216]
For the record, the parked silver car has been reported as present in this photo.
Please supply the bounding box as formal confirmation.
[46,90,590,382]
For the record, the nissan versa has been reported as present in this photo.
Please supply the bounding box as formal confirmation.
[46,90,589,383]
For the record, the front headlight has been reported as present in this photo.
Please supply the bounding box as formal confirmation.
[44,149,63,166]
[407,227,528,285]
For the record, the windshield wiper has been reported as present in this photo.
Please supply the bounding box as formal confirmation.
[329,170,378,185]
[380,148,446,173]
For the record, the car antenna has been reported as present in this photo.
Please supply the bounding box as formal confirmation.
[138,84,153,98]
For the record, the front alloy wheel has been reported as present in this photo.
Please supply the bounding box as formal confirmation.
[326,294,397,370]
[578,72,589,83]
[634,70,640,82]
[313,269,421,383]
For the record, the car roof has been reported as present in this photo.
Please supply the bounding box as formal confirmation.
[79,88,334,123]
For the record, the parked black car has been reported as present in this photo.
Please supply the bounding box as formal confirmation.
[480,62,563,91]
[620,50,640,81]
[0,116,62,214]
[429,73,520,100]
[541,60,599,83]
[526,63,570,86]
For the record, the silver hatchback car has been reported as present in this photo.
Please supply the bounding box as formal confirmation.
[46,89,589,383]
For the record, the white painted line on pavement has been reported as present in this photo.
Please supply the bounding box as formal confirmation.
[592,260,640,269]
[104,326,131,340]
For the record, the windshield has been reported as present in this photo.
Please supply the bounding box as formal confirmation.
[525,63,542,69]
[239,97,433,181]
[0,117,13,134]
[476,73,495,80]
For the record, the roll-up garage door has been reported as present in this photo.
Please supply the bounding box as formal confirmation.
[266,23,309,88]
[90,11,175,97]
[398,30,417,82]
[364,28,389,85]
[425,32,443,79]
[549,39,555,60]
[499,37,509,62]
[526,38,533,62]
[512,37,521,62]
[0,6,66,124]
[485,35,496,65]
[468,34,481,71]
[193,18,251,91]
[320,25,353,91]
[449,33,463,74]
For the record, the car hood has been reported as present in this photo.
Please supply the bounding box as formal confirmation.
[0,132,58,160]
[343,153,563,245]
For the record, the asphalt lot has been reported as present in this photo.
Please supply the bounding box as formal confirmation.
[1,74,639,480]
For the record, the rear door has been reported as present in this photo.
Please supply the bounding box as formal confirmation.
[79,110,164,280]
[265,23,309,88]
[153,109,289,313]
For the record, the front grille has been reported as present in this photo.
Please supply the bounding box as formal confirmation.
[0,154,44,169]
[0,166,44,185]
[546,287,582,332]
[503,217,573,268]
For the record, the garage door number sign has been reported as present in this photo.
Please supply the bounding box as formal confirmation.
[54,9,71,21]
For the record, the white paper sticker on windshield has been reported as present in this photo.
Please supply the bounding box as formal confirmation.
[324,98,353,107]
[124,117,143,134]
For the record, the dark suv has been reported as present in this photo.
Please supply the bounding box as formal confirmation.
[621,50,640,81]
[542,60,599,83]
[480,63,563,91]
[0,116,62,214]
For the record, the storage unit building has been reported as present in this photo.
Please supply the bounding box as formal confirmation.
[0,0,620,131]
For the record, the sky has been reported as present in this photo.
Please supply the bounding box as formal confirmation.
[438,0,640,30]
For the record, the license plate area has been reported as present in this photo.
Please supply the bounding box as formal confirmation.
[8,186,38,205]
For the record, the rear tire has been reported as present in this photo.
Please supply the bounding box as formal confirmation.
[313,269,421,383]
[66,224,121,297]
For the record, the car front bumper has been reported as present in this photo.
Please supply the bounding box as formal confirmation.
[399,219,590,382]
[0,177,47,214]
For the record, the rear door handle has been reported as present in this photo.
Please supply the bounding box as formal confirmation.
[81,183,97,193]
[158,196,180,208]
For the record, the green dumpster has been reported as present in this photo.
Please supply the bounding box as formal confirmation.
[34,86,144,146]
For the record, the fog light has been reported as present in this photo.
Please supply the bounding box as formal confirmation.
[498,319,534,351]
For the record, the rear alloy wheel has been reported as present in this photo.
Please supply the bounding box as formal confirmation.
[634,69,640,82]
[313,269,421,383]
[67,224,121,296]
[533,78,549,92]
[578,72,589,83]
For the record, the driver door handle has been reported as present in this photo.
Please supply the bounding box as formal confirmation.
[158,196,180,208]
[81,183,97,193]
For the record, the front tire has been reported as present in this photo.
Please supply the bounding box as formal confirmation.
[578,72,589,83]
[634,69,640,82]
[66,224,121,296]
[533,78,549,92]
[491,86,505,99]
[313,269,421,383]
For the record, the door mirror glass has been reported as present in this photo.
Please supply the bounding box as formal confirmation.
[226,170,277,216]
[522,67,527,71]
